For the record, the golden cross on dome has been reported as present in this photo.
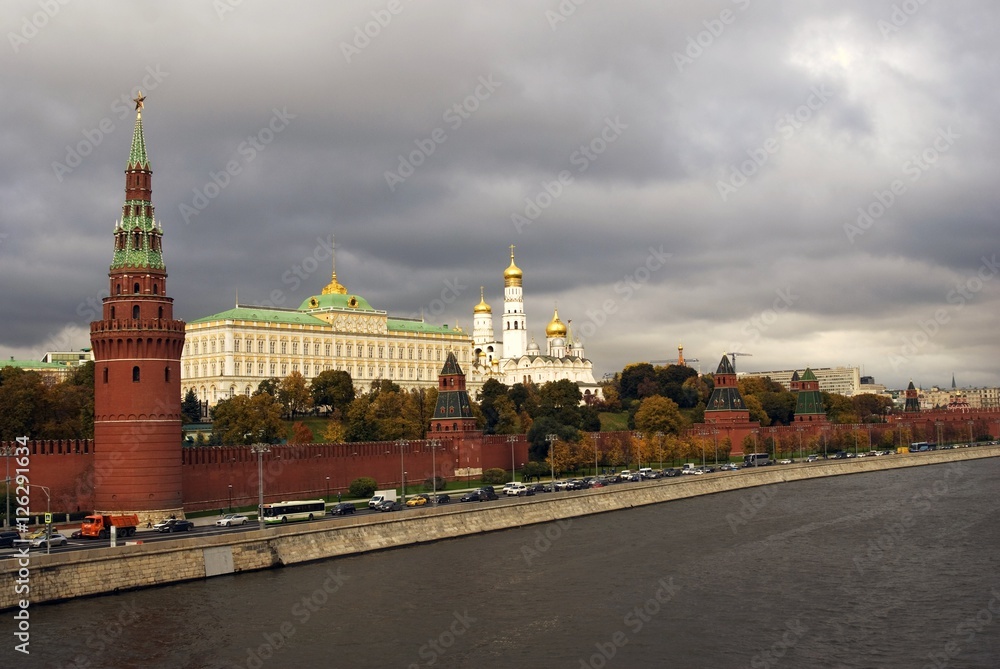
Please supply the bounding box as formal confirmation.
[133,91,146,112]
[509,244,515,259]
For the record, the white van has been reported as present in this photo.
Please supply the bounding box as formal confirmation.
[503,482,527,496]
[639,467,654,478]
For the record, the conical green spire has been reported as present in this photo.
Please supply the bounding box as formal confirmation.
[128,112,149,169]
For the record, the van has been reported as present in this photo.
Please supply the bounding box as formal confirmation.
[639,467,654,478]
[619,470,631,479]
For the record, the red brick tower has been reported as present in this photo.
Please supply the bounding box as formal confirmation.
[89,94,186,520]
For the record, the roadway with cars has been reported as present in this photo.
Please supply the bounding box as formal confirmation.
[2,446,993,561]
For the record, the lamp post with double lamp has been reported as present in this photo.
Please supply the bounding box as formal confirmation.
[398,439,408,504]
[711,429,719,465]
[250,443,270,530]
[545,434,557,491]
[227,484,232,513]
[2,443,12,530]
[634,432,643,472]
[326,477,330,503]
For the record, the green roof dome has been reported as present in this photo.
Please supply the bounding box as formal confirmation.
[299,293,376,312]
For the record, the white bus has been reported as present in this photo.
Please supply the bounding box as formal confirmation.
[261,499,325,524]
[742,453,771,468]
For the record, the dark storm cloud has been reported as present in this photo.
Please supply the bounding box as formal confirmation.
[1,0,998,389]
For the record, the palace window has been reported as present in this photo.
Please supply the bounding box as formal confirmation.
[281,342,287,354]
[234,362,241,375]
[269,341,276,354]
[281,363,288,375]
[269,363,276,375]
[234,340,240,352]
[211,340,216,353]
[368,345,375,358]
[258,362,265,375]
[326,343,332,356]
[292,342,298,354]
[314,343,320,355]
[346,344,353,357]
[378,346,384,358]
[335,343,342,356]
[258,340,264,353]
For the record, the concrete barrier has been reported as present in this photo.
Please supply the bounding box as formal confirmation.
[2,445,997,611]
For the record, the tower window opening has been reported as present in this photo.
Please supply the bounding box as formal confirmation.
[132,366,140,382]
[133,305,140,319]
[103,367,108,383]
[153,284,159,295]
[133,282,140,294]
[158,306,163,318]
[165,367,170,382]
[116,283,121,295]
[110,306,115,319]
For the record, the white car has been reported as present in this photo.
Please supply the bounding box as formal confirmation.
[215,514,249,527]
[778,459,792,465]
[30,533,69,548]
[502,483,527,496]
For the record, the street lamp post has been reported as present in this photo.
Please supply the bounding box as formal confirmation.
[398,439,408,504]
[711,429,719,465]
[325,477,330,503]
[546,434,557,490]
[227,484,232,513]
[26,484,51,554]
[429,439,441,502]
[655,432,664,470]
[2,443,11,530]
[634,432,643,471]
[250,443,270,531]
[508,435,517,482]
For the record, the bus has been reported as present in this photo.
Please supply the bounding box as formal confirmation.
[742,453,771,468]
[909,441,933,453]
[260,499,325,524]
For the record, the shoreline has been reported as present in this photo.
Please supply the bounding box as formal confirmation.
[3,446,998,611]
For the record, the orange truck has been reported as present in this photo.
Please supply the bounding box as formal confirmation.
[80,514,139,539]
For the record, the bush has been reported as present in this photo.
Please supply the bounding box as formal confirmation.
[422,476,447,492]
[348,477,378,499]
[481,468,508,485]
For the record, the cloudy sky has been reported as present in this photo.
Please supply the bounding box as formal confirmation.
[1,1,997,390]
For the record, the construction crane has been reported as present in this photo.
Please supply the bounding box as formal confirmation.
[725,351,752,372]
[650,344,699,370]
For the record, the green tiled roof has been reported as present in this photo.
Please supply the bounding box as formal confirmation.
[1,359,70,370]
[706,387,746,411]
[129,113,149,168]
[387,319,459,335]
[299,293,377,312]
[189,306,328,326]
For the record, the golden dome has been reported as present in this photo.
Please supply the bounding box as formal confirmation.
[545,308,567,337]
[504,244,522,286]
[474,286,492,314]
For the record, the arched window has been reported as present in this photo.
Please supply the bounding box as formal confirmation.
[132,305,140,319]
[103,367,108,383]
[133,282,140,294]
[132,366,140,382]
[116,283,121,295]
[158,306,163,318]
[514,322,518,330]
[110,306,115,319]
[152,284,159,295]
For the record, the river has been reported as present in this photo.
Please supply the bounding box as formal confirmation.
[11,458,1000,668]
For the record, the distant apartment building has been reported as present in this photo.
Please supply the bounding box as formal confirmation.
[741,366,861,396]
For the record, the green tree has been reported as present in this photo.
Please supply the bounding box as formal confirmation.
[348,477,377,499]
[492,395,521,434]
[310,370,355,414]
[0,367,47,440]
[619,363,656,401]
[210,393,285,444]
[482,468,508,485]
[744,394,770,427]
[181,388,201,423]
[255,377,279,397]
[526,416,578,461]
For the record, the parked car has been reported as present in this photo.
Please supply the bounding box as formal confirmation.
[215,513,249,527]
[0,530,22,548]
[329,503,356,516]
[157,519,194,533]
[406,494,431,507]
[376,500,403,512]
[30,532,69,547]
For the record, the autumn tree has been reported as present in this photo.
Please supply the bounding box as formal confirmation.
[210,393,284,445]
[289,421,314,444]
[633,395,688,435]
[277,371,313,418]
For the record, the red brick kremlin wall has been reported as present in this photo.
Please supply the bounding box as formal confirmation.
[5,410,999,514]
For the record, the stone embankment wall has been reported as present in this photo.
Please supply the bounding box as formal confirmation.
[3,446,997,611]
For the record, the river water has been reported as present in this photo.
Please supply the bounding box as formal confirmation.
[11,459,1000,668]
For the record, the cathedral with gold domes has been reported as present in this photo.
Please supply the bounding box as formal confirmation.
[469,246,603,402]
